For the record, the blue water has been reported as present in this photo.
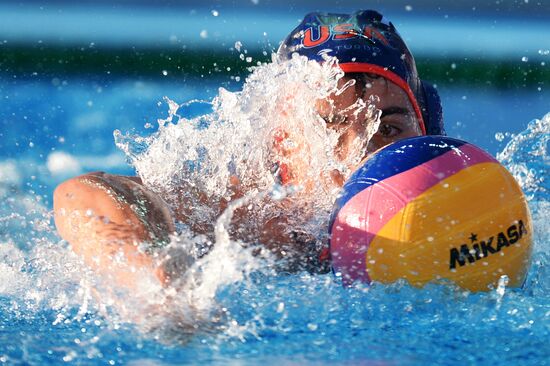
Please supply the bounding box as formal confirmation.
[0,75,549,365]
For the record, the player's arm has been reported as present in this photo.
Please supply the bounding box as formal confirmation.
[53,172,176,288]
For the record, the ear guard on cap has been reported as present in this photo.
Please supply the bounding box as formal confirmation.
[419,81,445,136]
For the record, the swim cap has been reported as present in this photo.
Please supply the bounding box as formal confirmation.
[277,10,445,136]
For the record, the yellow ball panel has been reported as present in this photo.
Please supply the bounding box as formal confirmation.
[367,162,533,291]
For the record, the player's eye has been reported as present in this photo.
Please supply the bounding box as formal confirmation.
[378,123,402,138]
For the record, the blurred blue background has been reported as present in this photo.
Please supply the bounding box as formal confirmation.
[0,0,549,200]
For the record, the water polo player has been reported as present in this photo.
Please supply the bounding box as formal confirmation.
[276,10,444,185]
[53,10,445,288]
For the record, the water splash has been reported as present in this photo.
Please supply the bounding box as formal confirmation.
[497,113,549,202]
[1,58,549,363]
[134,58,371,177]
[108,54,385,340]
[115,54,380,260]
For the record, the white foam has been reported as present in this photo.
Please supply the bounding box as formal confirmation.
[108,55,384,339]
[116,55,378,240]
[497,113,549,200]
[46,151,82,177]
[0,160,21,186]
[0,243,31,295]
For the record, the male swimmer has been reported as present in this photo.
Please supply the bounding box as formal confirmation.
[53,10,445,289]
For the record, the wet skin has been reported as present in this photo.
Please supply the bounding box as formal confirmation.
[279,73,422,187]
[53,74,423,287]
[324,73,422,159]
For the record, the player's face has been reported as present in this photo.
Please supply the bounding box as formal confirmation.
[317,73,422,166]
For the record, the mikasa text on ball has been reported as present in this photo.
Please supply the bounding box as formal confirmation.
[329,136,532,291]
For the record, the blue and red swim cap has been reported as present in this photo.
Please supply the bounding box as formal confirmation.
[278,10,445,136]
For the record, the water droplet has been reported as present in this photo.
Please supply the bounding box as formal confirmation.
[199,30,208,39]
[162,70,168,76]
[496,275,509,298]
[405,5,413,11]
[521,56,528,62]
[211,10,219,16]
[495,132,505,141]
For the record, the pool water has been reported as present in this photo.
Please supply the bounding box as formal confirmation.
[0,63,549,365]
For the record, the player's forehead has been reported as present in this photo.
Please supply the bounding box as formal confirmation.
[337,72,395,90]
[332,73,410,106]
